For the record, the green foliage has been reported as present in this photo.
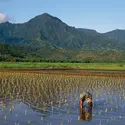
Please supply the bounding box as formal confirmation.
[0,13,125,62]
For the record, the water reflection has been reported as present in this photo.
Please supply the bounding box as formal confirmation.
[79,105,92,121]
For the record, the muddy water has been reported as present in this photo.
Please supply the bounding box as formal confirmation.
[0,73,125,125]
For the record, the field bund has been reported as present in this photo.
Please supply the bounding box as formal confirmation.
[0,68,125,77]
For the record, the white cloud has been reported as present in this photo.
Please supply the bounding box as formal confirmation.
[0,13,10,23]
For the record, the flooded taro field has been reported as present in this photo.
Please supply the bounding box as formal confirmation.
[0,71,125,125]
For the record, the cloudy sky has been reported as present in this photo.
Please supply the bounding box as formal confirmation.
[0,0,125,33]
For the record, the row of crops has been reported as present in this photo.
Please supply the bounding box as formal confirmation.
[0,72,125,125]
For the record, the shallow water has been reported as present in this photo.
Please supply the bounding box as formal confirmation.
[0,72,125,125]
[0,91,125,125]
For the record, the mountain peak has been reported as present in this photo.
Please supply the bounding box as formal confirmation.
[28,13,63,24]
[105,29,125,34]
[42,13,63,22]
[42,13,51,16]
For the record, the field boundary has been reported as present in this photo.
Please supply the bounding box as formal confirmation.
[0,69,125,78]
[0,68,125,72]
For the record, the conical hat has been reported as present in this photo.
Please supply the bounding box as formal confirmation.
[80,92,92,99]
[80,92,86,99]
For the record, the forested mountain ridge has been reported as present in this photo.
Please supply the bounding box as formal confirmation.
[0,13,125,62]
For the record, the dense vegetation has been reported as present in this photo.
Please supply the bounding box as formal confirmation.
[0,13,125,62]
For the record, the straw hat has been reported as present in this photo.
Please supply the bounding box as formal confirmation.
[80,92,86,99]
[80,92,92,100]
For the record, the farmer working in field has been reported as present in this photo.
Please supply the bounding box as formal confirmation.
[79,92,93,121]
[80,92,93,108]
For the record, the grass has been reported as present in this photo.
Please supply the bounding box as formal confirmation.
[0,62,125,70]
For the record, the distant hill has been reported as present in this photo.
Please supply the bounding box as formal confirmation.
[103,29,125,51]
[104,29,125,42]
[0,13,125,62]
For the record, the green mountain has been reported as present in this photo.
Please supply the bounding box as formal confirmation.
[0,13,125,62]
[103,29,125,51]
[104,29,125,42]
[0,13,84,49]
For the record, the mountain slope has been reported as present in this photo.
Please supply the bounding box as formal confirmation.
[0,13,121,50]
[103,29,125,51]
[0,13,85,49]
[0,13,125,62]
[104,29,125,42]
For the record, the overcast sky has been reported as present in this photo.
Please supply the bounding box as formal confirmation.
[0,0,125,33]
